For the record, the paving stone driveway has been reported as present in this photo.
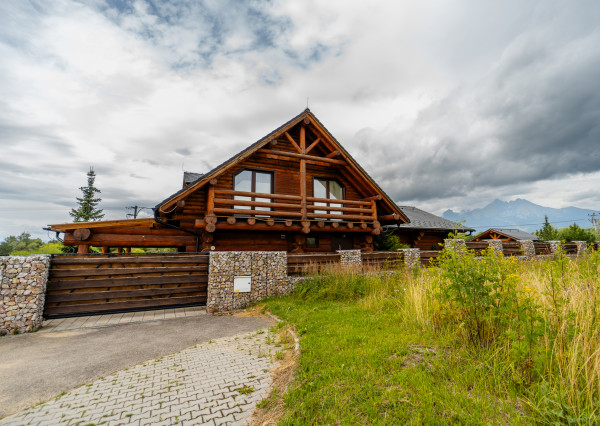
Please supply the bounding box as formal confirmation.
[1,329,277,425]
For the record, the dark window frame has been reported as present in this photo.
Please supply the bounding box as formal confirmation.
[312,177,345,201]
[306,236,319,248]
[233,168,275,215]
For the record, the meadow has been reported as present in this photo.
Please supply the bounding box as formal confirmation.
[263,247,600,424]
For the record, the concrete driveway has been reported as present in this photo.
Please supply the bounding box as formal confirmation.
[0,313,272,419]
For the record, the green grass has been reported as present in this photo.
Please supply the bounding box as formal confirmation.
[266,272,525,424]
[264,249,600,424]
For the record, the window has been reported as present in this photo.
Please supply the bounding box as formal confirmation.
[313,178,344,219]
[306,236,319,248]
[234,169,273,215]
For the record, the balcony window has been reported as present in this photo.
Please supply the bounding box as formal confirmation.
[234,169,273,215]
[314,178,344,219]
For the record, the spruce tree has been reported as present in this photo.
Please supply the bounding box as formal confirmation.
[535,215,559,241]
[70,167,104,222]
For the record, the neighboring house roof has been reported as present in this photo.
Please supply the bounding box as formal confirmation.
[183,172,204,187]
[474,228,538,241]
[391,206,475,232]
[155,108,409,223]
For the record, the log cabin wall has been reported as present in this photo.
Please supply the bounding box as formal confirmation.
[396,231,449,251]
[171,123,374,252]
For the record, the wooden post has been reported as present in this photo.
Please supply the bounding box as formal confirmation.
[207,184,215,216]
[300,124,307,221]
[125,247,131,254]
[101,246,109,254]
[77,244,90,254]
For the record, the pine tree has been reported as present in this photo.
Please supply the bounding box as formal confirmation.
[70,167,104,222]
[535,215,559,241]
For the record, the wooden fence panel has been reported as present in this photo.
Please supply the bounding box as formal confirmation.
[362,251,404,269]
[420,250,440,266]
[465,241,490,255]
[534,242,552,255]
[287,253,341,276]
[45,253,209,317]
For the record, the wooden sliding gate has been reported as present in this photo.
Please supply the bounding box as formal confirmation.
[45,253,209,318]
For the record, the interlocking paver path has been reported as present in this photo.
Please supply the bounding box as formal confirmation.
[1,329,276,425]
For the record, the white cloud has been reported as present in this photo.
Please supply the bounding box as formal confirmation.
[0,0,599,240]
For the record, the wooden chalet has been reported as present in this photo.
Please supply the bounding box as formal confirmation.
[49,109,409,253]
[471,228,538,242]
[389,206,475,250]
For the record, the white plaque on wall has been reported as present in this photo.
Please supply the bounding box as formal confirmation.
[233,276,252,293]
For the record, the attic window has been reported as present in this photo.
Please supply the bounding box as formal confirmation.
[234,169,273,215]
[313,178,344,220]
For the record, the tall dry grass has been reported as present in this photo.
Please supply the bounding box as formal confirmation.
[295,249,600,421]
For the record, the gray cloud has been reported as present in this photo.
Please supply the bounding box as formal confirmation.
[357,4,600,205]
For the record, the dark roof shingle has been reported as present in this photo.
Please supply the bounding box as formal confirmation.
[394,206,475,232]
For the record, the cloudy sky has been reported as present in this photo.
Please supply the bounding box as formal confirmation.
[1,0,599,240]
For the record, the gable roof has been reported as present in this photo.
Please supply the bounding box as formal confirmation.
[156,109,408,222]
[475,228,539,241]
[393,206,475,232]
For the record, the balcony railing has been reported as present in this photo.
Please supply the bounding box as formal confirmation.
[211,189,377,223]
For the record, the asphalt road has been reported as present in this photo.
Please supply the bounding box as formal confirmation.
[0,314,272,419]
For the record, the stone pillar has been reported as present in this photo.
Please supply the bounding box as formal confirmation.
[207,251,292,313]
[399,248,420,268]
[444,239,466,250]
[484,239,503,253]
[573,241,588,256]
[1,255,50,335]
[547,241,561,254]
[518,240,536,258]
[337,249,362,266]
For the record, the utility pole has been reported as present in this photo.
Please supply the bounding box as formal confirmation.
[589,213,599,232]
[126,206,152,219]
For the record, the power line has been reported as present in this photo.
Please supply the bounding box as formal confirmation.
[472,218,590,228]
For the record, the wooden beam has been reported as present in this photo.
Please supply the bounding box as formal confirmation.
[257,152,343,169]
[260,149,346,165]
[300,125,307,221]
[306,197,371,206]
[212,207,302,218]
[215,189,301,201]
[64,233,195,248]
[378,213,399,221]
[306,205,372,214]
[194,221,373,233]
[307,212,376,221]
[325,150,341,159]
[73,228,92,241]
[215,198,300,210]
[305,137,321,154]
[362,195,382,201]
[50,218,156,232]
[207,184,215,216]
[284,131,302,153]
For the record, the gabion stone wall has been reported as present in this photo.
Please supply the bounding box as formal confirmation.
[0,256,50,335]
[338,249,361,266]
[444,239,466,250]
[484,239,504,253]
[207,251,295,313]
[399,249,420,267]
[573,241,588,255]
[518,240,536,258]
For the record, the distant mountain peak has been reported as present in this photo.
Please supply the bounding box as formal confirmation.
[441,198,597,232]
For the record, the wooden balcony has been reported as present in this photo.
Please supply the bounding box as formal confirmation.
[195,189,383,234]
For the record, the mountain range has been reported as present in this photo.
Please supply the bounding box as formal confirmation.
[442,198,598,233]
